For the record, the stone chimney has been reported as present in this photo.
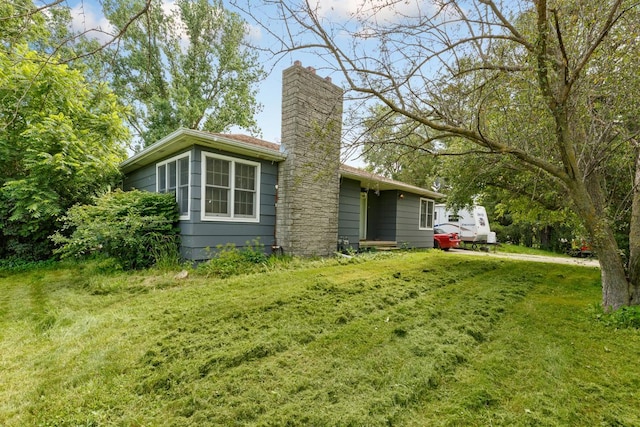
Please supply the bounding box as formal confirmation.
[276,61,343,256]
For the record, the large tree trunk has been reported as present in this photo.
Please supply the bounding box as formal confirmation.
[596,233,631,310]
[572,180,631,311]
[629,141,640,305]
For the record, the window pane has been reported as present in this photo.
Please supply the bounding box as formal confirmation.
[168,161,177,190]
[427,200,434,228]
[207,158,230,187]
[158,165,166,192]
[234,189,255,217]
[179,157,189,186]
[205,187,229,215]
[206,158,213,186]
[420,200,427,229]
[235,163,256,191]
[177,187,188,215]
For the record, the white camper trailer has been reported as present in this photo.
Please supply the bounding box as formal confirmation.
[434,204,496,245]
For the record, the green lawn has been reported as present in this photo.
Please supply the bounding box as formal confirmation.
[0,252,638,426]
[495,243,571,257]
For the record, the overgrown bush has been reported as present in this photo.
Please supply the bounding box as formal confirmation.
[197,239,270,278]
[51,190,180,270]
[595,304,640,329]
[0,257,58,273]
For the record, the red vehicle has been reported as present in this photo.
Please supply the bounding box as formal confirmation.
[433,227,461,251]
[569,239,593,258]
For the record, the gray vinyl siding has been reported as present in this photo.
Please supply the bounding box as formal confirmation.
[367,190,397,241]
[338,178,361,251]
[123,148,193,193]
[181,145,278,260]
[396,193,433,248]
[122,163,156,192]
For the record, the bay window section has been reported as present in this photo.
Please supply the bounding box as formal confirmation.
[156,153,190,219]
[202,153,260,221]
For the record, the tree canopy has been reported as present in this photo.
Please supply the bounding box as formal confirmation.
[1,21,129,258]
[359,105,442,191]
[101,0,265,147]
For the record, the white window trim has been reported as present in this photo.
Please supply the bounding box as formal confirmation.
[156,152,191,220]
[419,198,434,230]
[200,152,261,223]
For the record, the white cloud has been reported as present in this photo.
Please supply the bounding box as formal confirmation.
[69,3,114,43]
[246,22,263,43]
[312,0,427,23]
[157,0,191,51]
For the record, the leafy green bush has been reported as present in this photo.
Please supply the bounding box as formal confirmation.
[197,238,270,278]
[0,257,58,273]
[595,304,640,329]
[51,190,180,270]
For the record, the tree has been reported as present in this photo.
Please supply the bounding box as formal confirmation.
[359,106,583,252]
[0,44,129,259]
[240,0,640,309]
[101,0,265,147]
[359,105,443,190]
[1,0,152,64]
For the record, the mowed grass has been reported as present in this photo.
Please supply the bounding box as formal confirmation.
[0,252,638,426]
[495,243,569,256]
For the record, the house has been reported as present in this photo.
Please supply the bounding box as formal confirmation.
[120,62,444,259]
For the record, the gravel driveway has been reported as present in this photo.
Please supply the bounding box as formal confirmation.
[446,248,600,268]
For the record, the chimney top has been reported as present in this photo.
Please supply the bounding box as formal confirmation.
[293,60,330,79]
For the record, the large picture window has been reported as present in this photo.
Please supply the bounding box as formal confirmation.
[419,198,434,230]
[202,153,260,222]
[157,153,190,219]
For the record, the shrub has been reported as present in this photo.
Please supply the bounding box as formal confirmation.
[0,257,57,273]
[197,239,270,278]
[51,190,180,270]
[595,304,640,329]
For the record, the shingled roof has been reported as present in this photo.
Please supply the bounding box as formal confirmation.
[208,133,281,153]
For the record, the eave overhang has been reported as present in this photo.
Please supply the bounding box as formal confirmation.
[339,165,445,199]
[120,128,286,174]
